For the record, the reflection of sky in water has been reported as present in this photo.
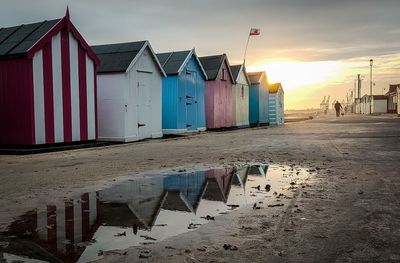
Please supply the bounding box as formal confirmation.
[1,164,311,263]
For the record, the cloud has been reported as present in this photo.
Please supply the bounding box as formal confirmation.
[1,0,399,109]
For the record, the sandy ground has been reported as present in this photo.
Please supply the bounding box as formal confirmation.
[0,114,399,262]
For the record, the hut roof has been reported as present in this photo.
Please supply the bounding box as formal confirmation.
[92,41,166,76]
[230,64,251,85]
[269,83,283,94]
[0,19,60,59]
[156,49,208,79]
[247,71,265,85]
[157,50,190,74]
[0,13,100,64]
[230,65,242,80]
[199,54,235,83]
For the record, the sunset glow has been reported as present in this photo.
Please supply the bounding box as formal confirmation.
[248,60,343,92]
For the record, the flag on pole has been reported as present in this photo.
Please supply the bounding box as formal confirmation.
[249,28,261,36]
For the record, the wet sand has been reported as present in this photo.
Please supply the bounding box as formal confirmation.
[0,114,399,262]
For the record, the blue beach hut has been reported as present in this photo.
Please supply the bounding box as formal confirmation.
[156,49,208,134]
[248,71,270,126]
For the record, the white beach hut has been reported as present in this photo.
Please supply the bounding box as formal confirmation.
[230,64,250,127]
[92,41,166,142]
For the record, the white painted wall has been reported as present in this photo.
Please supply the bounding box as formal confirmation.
[373,99,387,113]
[33,50,45,144]
[97,73,128,141]
[126,47,163,140]
[97,46,163,142]
[52,32,64,143]
[86,55,96,140]
[69,33,81,141]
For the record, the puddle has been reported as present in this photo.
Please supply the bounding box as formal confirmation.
[0,164,313,263]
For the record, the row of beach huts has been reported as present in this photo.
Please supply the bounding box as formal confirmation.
[0,12,284,146]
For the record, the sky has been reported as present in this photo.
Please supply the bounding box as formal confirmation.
[1,0,399,109]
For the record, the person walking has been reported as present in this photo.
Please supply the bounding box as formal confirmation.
[334,101,343,117]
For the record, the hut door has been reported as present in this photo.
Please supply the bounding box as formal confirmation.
[185,70,197,130]
[137,71,152,139]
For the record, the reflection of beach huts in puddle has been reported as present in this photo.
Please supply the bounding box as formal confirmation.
[232,165,250,187]
[99,177,165,230]
[162,172,207,213]
[203,168,234,203]
[4,192,99,262]
[248,164,268,177]
[2,166,279,262]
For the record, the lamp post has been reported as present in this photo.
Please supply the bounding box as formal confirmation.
[369,59,373,114]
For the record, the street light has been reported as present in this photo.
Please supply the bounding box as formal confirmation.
[369,59,373,115]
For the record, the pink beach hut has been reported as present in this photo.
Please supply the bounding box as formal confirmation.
[199,54,235,129]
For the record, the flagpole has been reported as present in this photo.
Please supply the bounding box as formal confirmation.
[243,33,251,66]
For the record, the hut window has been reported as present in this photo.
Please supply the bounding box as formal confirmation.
[241,85,244,98]
[222,69,227,81]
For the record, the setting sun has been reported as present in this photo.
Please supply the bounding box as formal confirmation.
[248,60,342,92]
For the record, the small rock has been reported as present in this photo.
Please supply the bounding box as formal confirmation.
[165,246,175,250]
[358,190,364,195]
[314,235,328,239]
[114,231,126,237]
[268,204,284,207]
[139,252,152,259]
[223,244,238,251]
[197,246,207,251]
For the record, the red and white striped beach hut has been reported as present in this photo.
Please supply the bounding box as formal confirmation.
[0,10,100,145]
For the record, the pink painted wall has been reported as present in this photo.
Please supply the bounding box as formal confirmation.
[204,60,234,128]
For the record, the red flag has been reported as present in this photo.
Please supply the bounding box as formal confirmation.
[249,28,261,36]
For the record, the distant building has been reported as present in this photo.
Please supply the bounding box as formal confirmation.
[320,96,330,112]
[386,84,400,114]
[360,95,388,114]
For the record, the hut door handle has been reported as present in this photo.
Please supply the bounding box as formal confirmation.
[138,123,146,128]
[186,124,192,127]
[186,96,192,99]
[186,102,191,105]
